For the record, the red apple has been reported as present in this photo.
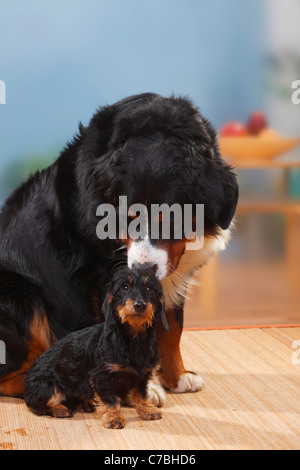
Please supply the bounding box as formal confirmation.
[220,122,248,137]
[247,111,268,135]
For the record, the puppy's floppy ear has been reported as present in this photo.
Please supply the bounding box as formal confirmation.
[159,297,169,331]
[101,292,112,319]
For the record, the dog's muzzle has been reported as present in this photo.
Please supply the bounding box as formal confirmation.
[127,239,168,280]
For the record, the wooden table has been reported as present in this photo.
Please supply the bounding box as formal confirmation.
[199,159,300,312]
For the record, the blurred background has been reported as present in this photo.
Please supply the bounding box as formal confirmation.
[0,0,299,327]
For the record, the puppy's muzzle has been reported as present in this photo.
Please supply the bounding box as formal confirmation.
[134,301,146,313]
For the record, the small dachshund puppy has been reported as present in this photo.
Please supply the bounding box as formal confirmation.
[23,263,169,428]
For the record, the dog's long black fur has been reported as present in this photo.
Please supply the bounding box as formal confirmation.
[24,264,167,428]
[0,93,238,397]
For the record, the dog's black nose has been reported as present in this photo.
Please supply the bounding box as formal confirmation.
[134,301,146,313]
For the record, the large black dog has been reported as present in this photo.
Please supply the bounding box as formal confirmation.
[0,93,238,403]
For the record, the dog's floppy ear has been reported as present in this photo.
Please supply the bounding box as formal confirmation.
[187,140,238,231]
[101,292,112,319]
[201,158,238,230]
[159,296,169,331]
[81,93,159,156]
[79,94,160,206]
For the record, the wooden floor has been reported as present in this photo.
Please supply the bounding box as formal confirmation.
[1,327,299,450]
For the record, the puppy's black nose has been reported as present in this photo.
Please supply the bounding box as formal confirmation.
[134,301,146,313]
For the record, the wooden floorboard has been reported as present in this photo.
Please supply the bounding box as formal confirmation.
[0,328,299,450]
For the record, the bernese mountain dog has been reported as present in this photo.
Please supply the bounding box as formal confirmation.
[0,93,238,405]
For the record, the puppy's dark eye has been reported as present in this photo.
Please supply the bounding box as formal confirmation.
[145,285,153,292]
[121,284,129,292]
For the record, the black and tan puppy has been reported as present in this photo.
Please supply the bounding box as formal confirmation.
[23,264,168,429]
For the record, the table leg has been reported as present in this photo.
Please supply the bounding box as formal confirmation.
[286,212,300,291]
[199,255,219,313]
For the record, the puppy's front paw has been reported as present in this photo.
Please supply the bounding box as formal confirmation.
[132,391,163,421]
[139,407,162,421]
[50,404,73,418]
[104,416,125,429]
[172,371,204,393]
[95,398,125,429]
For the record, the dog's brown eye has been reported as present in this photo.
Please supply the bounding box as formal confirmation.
[145,285,153,292]
[121,284,129,292]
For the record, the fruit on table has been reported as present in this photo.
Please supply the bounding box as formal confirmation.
[259,128,279,139]
[247,111,268,136]
[220,122,248,137]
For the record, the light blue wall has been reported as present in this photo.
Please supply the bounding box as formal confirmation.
[0,0,264,173]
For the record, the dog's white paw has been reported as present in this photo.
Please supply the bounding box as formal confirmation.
[147,379,166,407]
[172,372,204,393]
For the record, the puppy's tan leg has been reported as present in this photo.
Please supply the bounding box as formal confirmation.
[47,388,73,418]
[95,395,125,429]
[132,389,162,421]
